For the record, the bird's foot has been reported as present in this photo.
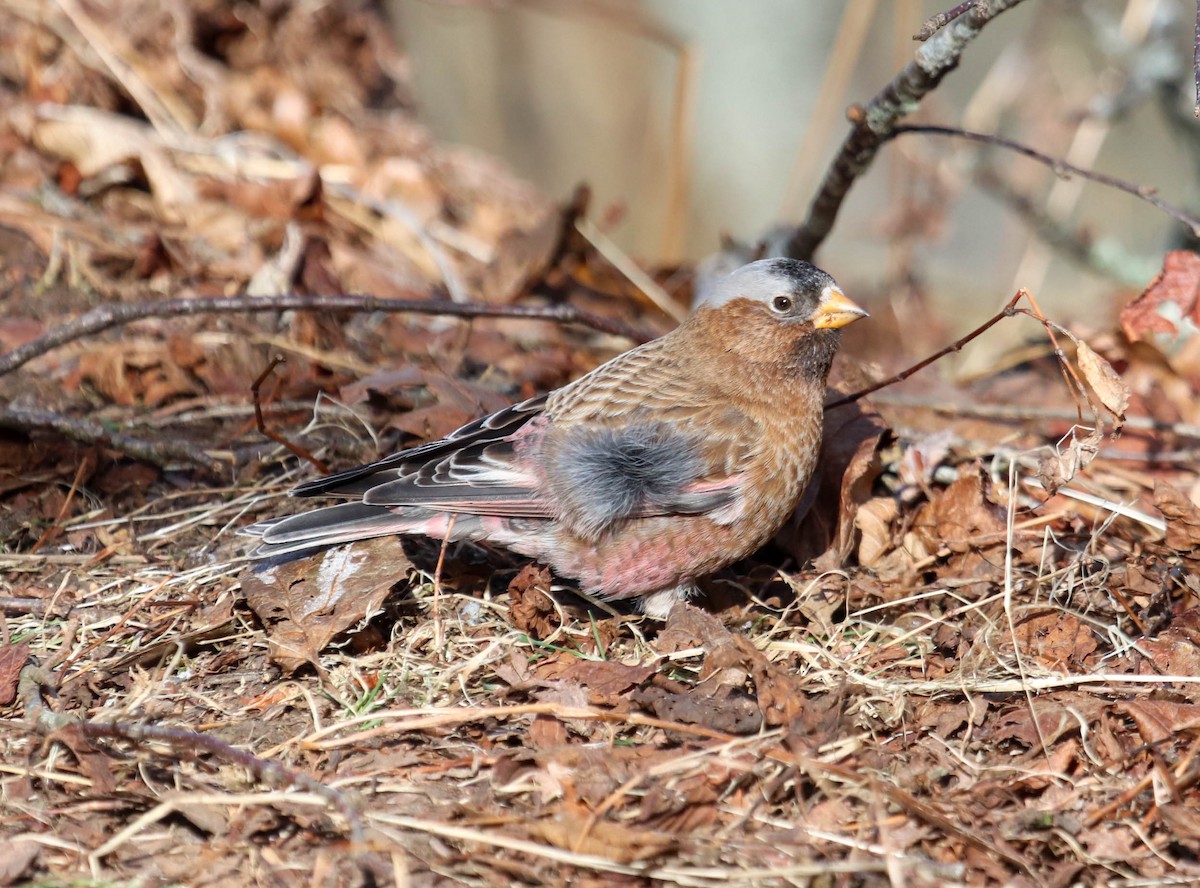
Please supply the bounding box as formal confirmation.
[638,582,699,620]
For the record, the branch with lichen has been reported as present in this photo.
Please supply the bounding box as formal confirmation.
[784,0,1027,261]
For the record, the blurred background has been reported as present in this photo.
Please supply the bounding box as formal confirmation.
[387,0,1199,335]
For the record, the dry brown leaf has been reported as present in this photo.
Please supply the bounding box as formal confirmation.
[30,105,158,177]
[653,597,734,655]
[1153,480,1200,554]
[855,496,898,567]
[1077,824,1138,863]
[526,673,591,748]
[0,643,29,707]
[508,563,558,640]
[1014,612,1098,671]
[914,467,1006,555]
[474,206,560,303]
[31,105,197,224]
[1036,426,1102,497]
[388,404,480,443]
[699,630,804,727]
[241,537,409,674]
[1010,739,1077,791]
[341,366,512,444]
[529,713,570,748]
[1120,250,1200,379]
[73,340,200,407]
[737,634,807,727]
[1137,629,1200,686]
[1075,341,1129,421]
[1158,805,1200,854]
[897,430,955,489]
[530,811,675,863]
[633,683,764,735]
[915,699,972,739]
[48,723,116,794]
[537,657,656,699]
[983,697,1104,750]
[646,606,798,731]
[636,771,723,833]
[246,221,305,297]
[1117,700,1200,745]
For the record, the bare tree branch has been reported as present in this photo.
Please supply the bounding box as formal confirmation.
[0,293,653,379]
[914,1,978,41]
[826,290,1024,410]
[19,664,369,851]
[785,0,1027,261]
[0,408,225,472]
[0,293,654,471]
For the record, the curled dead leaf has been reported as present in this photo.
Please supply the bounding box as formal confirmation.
[1153,480,1200,554]
[1036,426,1101,497]
[1075,341,1129,423]
[1119,250,1200,379]
[855,496,898,567]
[914,467,1006,556]
[1013,611,1098,670]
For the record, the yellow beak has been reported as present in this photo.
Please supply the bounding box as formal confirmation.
[812,288,869,330]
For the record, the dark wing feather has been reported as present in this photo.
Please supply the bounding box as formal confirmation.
[288,395,554,517]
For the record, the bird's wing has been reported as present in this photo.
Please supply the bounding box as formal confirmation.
[290,395,555,517]
[546,335,703,423]
[540,369,765,540]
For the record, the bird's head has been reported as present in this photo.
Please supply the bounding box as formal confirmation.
[699,258,867,328]
[689,258,867,373]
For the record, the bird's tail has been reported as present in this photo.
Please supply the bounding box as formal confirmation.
[242,503,462,559]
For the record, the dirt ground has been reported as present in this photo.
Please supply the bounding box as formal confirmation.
[4,3,1200,886]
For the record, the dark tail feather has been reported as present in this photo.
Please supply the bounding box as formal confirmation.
[242,502,436,558]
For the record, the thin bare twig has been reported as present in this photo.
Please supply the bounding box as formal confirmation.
[868,393,1200,441]
[893,123,1200,236]
[785,0,1027,260]
[82,721,367,846]
[914,1,978,41]
[0,293,652,378]
[0,293,651,471]
[251,356,329,473]
[0,597,49,615]
[30,453,92,554]
[1012,299,1095,424]
[0,407,225,472]
[825,289,1026,409]
[19,665,367,847]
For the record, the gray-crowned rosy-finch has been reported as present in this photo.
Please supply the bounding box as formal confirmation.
[244,258,867,617]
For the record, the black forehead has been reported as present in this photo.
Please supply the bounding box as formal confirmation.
[763,258,835,294]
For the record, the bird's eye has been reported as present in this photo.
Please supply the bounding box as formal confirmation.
[771,295,793,313]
